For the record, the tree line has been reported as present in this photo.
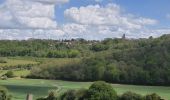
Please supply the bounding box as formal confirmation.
[28,34,170,85]
[0,39,92,58]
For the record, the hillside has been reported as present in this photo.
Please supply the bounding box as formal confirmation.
[25,34,170,85]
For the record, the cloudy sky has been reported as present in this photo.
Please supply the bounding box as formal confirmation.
[0,0,170,40]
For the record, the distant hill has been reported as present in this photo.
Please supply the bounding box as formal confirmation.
[26,34,170,85]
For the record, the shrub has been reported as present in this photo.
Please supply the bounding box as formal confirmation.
[4,71,14,78]
[85,81,118,100]
[144,93,162,100]
[37,92,57,100]
[60,90,77,100]
[60,89,87,100]
[119,91,143,100]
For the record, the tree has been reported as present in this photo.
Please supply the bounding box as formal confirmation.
[91,44,109,52]
[85,81,118,100]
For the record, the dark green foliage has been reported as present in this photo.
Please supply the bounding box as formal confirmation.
[60,90,77,100]
[91,44,109,51]
[37,92,57,100]
[47,50,80,58]
[85,81,118,100]
[119,91,143,100]
[29,35,170,85]
[59,81,117,100]
[144,93,161,100]
[59,82,118,100]
[0,39,88,58]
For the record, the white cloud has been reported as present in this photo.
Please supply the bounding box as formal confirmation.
[0,1,168,40]
[62,3,161,39]
[0,0,69,29]
[64,4,157,30]
[0,29,65,40]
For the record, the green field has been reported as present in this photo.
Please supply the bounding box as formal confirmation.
[0,58,170,100]
[0,58,38,67]
[0,79,170,100]
[0,70,30,77]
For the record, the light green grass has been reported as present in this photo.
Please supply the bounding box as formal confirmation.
[0,70,7,76]
[0,79,170,100]
[0,70,30,77]
[0,59,38,67]
[13,70,30,77]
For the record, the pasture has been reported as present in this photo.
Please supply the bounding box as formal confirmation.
[0,58,38,67]
[0,79,169,100]
[0,70,30,77]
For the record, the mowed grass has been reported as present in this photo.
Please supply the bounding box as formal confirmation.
[0,79,170,100]
[0,79,91,100]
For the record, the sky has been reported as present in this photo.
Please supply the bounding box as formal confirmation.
[0,0,170,40]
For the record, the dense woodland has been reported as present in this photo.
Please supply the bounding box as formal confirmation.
[1,34,170,85]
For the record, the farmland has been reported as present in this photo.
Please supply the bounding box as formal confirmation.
[0,79,170,100]
[0,58,38,67]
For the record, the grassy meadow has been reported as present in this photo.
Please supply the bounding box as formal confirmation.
[0,79,170,100]
[0,58,38,67]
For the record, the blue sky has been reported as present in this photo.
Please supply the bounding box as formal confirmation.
[113,0,170,28]
[0,0,170,40]
[55,0,170,28]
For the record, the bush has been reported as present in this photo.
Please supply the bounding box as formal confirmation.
[144,93,162,100]
[85,81,118,100]
[37,92,57,100]
[119,91,143,100]
[4,71,14,78]
[60,90,77,100]
[60,89,87,100]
